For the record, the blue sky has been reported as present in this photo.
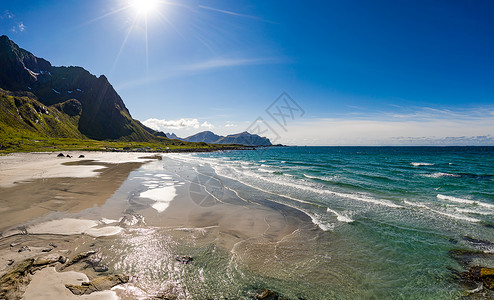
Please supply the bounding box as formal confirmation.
[1,0,493,145]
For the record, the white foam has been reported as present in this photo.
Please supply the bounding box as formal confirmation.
[258,168,275,173]
[411,162,434,166]
[423,172,461,178]
[326,208,354,223]
[404,201,480,223]
[140,186,177,213]
[437,194,494,209]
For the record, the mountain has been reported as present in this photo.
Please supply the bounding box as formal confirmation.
[183,131,272,146]
[165,132,184,140]
[185,131,223,143]
[0,35,161,141]
[217,131,272,146]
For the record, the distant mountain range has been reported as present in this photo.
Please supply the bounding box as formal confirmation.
[0,35,162,141]
[166,131,272,146]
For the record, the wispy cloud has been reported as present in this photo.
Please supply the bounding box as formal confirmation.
[143,118,214,131]
[115,56,287,90]
[1,10,14,19]
[199,5,278,24]
[180,57,286,72]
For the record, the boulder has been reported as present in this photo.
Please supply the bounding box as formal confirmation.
[60,250,97,270]
[65,274,129,295]
[79,155,85,158]
[57,153,65,157]
[174,256,193,264]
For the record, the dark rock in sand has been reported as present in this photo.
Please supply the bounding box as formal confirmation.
[49,242,57,248]
[66,154,72,158]
[79,155,85,158]
[17,246,30,253]
[7,260,14,266]
[57,153,65,157]
[58,256,68,264]
[93,265,109,272]
[175,256,193,264]
[65,274,129,295]
[41,248,52,252]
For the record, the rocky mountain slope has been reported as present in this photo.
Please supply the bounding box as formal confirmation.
[0,35,161,141]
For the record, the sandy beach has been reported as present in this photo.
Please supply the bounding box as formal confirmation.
[0,152,157,299]
[0,152,314,299]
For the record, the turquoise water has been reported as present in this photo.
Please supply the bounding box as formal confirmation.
[159,146,494,298]
[81,146,494,299]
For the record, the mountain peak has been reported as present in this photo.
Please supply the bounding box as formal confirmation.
[0,36,157,141]
[183,130,271,146]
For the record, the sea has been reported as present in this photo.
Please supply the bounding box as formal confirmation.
[86,146,494,299]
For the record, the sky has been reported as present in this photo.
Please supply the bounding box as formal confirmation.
[1,0,493,145]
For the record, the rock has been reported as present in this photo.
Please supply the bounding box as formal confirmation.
[33,257,59,266]
[49,242,57,248]
[18,246,30,253]
[460,266,494,291]
[174,256,193,264]
[57,153,65,157]
[79,155,85,158]
[254,289,289,300]
[65,274,129,295]
[0,259,34,299]
[0,257,63,299]
[7,260,14,266]
[58,256,68,264]
[61,250,97,270]
[93,265,109,272]
[119,214,146,227]
[41,248,52,252]
[66,154,72,158]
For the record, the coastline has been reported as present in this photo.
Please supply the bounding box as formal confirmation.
[0,152,158,299]
[0,150,313,299]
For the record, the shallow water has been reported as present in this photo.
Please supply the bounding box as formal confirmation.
[72,147,494,298]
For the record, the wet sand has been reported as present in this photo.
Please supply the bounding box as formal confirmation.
[0,152,318,299]
[0,152,148,233]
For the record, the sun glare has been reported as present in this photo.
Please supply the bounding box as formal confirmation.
[129,0,160,16]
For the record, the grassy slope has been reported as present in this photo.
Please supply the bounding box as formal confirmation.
[0,88,231,153]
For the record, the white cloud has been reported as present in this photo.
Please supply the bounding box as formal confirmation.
[201,121,214,129]
[10,22,26,33]
[225,122,236,127]
[143,118,214,131]
[279,116,494,146]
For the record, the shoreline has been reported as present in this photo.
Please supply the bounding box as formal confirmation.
[0,152,160,299]
[0,151,317,299]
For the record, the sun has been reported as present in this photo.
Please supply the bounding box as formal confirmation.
[129,0,160,16]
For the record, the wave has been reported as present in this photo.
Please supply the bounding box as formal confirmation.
[221,165,402,209]
[404,200,480,223]
[411,162,434,167]
[326,208,354,223]
[303,173,336,182]
[437,194,494,209]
